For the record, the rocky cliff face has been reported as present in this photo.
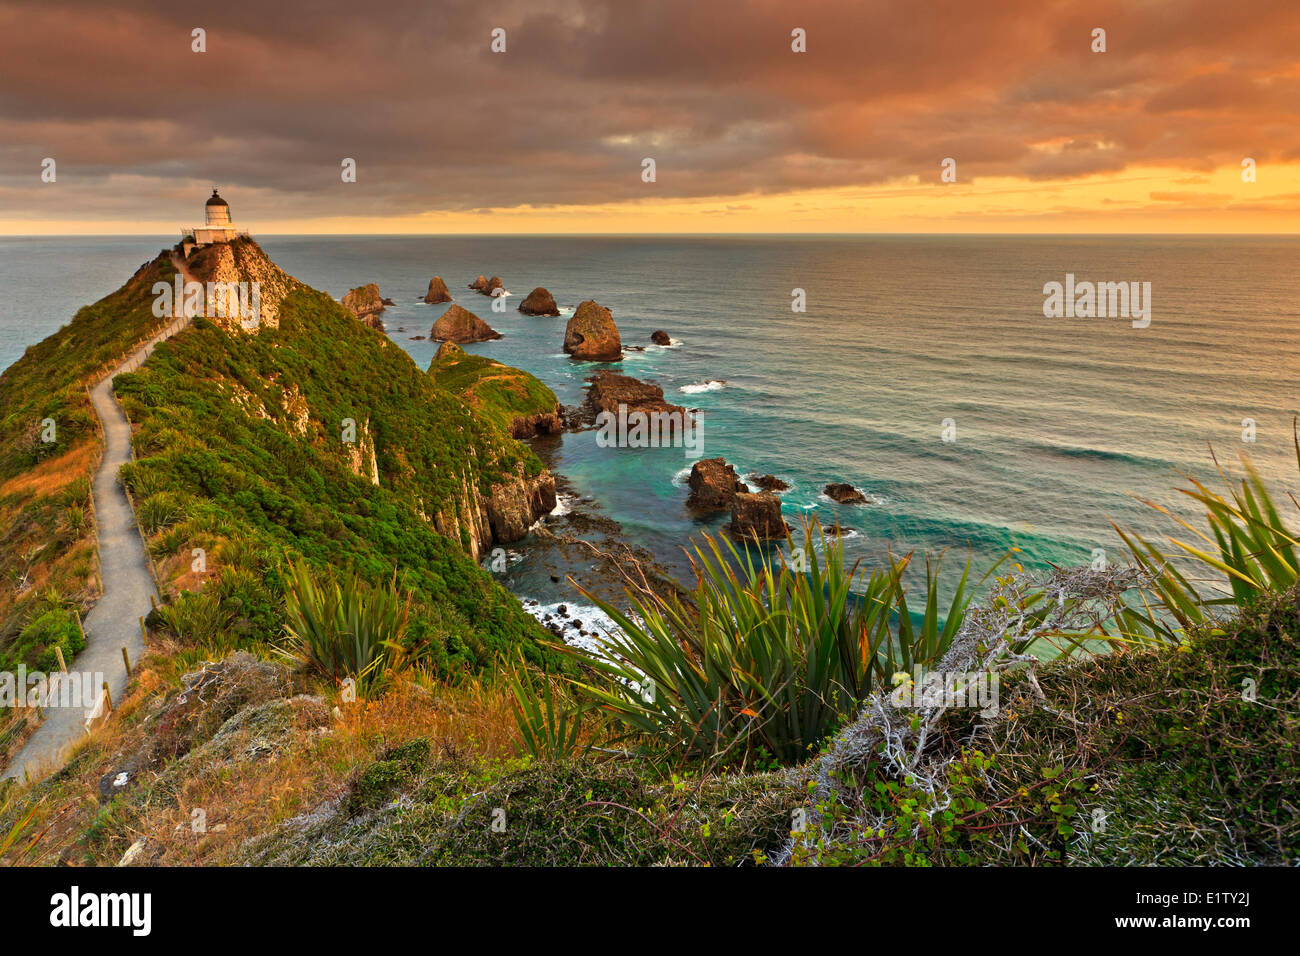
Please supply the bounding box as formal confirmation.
[431,465,556,560]
[341,283,387,330]
[185,237,302,330]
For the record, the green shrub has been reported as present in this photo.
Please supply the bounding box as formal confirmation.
[573,519,988,765]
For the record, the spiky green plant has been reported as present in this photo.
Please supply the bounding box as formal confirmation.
[279,561,409,691]
[506,656,586,760]
[570,519,987,765]
[1112,432,1300,644]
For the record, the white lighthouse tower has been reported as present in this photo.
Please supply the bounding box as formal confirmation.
[190,189,239,247]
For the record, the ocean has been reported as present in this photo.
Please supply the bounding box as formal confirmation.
[4,234,1299,609]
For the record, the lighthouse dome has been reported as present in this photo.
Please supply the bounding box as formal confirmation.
[206,189,229,208]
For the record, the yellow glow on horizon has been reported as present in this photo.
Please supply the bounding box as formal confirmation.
[3,162,1298,236]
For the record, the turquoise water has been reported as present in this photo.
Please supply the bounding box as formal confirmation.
[4,235,1299,601]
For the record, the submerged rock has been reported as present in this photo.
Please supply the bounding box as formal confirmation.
[564,300,622,361]
[824,482,869,504]
[748,474,791,493]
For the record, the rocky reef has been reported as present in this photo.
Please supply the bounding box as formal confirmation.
[824,482,869,504]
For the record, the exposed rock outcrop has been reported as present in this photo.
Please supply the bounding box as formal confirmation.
[483,276,505,297]
[435,341,465,361]
[519,287,559,316]
[430,465,556,559]
[651,330,671,346]
[824,483,869,504]
[469,275,489,292]
[687,458,746,512]
[342,283,387,330]
[564,300,622,361]
[423,276,452,304]
[432,304,502,343]
[184,236,302,331]
[729,492,788,540]
[579,370,688,429]
[749,474,790,493]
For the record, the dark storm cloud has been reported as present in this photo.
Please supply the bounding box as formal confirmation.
[0,0,1296,223]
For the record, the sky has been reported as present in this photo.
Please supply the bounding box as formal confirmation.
[1,0,1298,234]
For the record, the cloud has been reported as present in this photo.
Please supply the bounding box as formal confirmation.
[0,0,1297,227]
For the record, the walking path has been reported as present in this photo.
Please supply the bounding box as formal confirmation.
[3,253,196,782]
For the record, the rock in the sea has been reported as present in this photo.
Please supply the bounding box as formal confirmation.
[519,287,560,316]
[687,457,746,511]
[483,276,505,296]
[824,482,869,504]
[431,304,503,343]
[469,275,489,292]
[424,276,452,304]
[341,283,386,330]
[749,473,791,493]
[730,492,789,540]
[582,370,688,434]
[650,330,671,346]
[564,300,622,361]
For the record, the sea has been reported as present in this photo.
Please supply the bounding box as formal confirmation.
[3,235,1298,619]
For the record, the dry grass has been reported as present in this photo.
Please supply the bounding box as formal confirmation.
[0,440,98,503]
[0,648,526,866]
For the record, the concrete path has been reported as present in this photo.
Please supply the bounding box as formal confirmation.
[3,255,194,782]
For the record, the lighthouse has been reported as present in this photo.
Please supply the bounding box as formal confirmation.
[189,189,240,247]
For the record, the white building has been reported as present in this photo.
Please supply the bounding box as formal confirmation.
[186,189,240,250]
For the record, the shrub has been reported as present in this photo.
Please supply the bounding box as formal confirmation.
[279,561,409,691]
[572,519,988,765]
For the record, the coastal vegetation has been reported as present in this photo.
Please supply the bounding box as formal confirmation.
[0,243,1294,867]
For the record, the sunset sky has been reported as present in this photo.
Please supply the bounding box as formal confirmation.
[1,0,1298,234]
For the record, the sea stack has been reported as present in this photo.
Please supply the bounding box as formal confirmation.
[469,275,489,292]
[424,276,452,304]
[651,330,671,346]
[519,287,560,316]
[563,299,622,361]
[431,304,502,343]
